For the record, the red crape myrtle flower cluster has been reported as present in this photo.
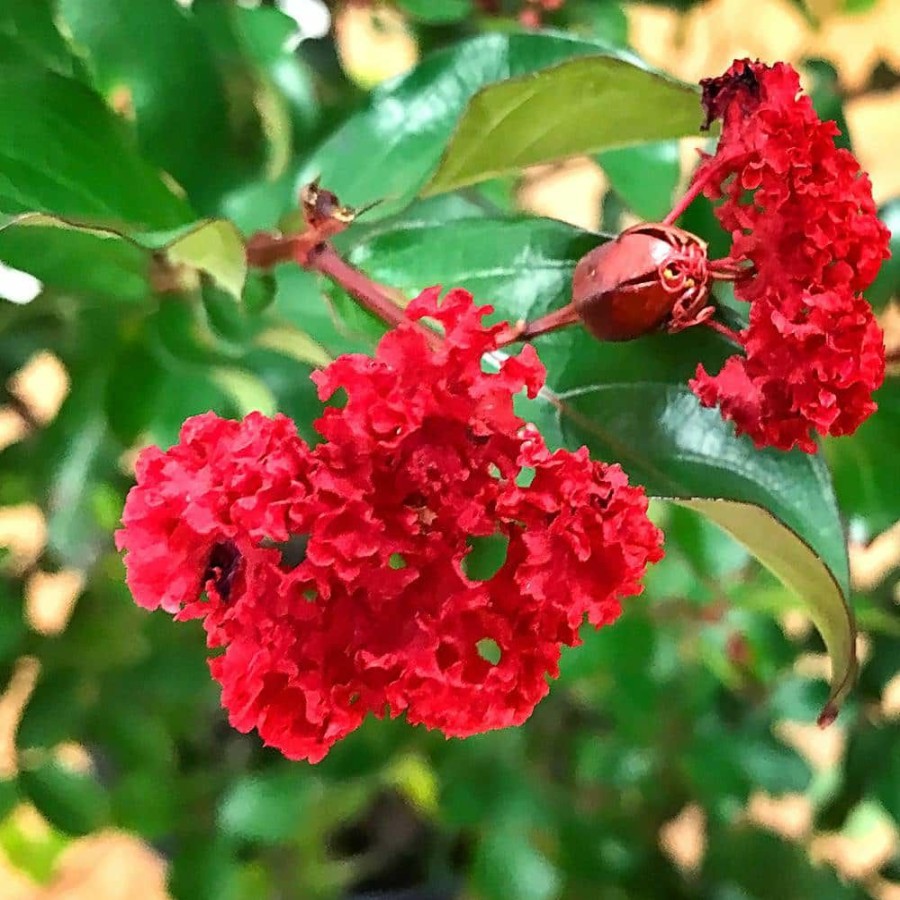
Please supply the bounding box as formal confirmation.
[117,287,663,763]
[688,60,890,453]
[569,60,889,453]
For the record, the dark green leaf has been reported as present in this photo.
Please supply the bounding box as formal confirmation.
[168,835,241,900]
[105,338,167,445]
[20,760,110,836]
[0,579,26,666]
[241,348,322,443]
[17,670,89,750]
[702,825,860,899]
[58,0,235,209]
[112,770,179,838]
[397,0,474,22]
[0,0,82,78]
[875,749,900,821]
[0,778,17,821]
[0,67,190,226]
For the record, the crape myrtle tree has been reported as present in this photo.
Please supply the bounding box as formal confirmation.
[0,1,898,898]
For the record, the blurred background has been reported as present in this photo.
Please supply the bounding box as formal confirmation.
[0,0,899,898]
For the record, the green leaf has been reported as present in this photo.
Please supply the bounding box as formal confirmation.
[803,59,853,154]
[0,0,82,78]
[168,835,241,900]
[596,140,681,220]
[827,381,900,533]
[218,768,314,844]
[564,0,630,46]
[0,66,189,226]
[702,825,857,900]
[157,220,247,300]
[867,197,900,310]
[0,222,150,302]
[0,579,26,666]
[0,778,17,821]
[341,214,854,716]
[112,770,179,838]
[0,214,248,300]
[425,53,702,195]
[302,33,697,219]
[397,0,474,22]
[32,349,119,568]
[17,670,89,750]
[676,498,855,716]
[474,824,560,900]
[58,0,235,209]
[105,338,167,445]
[19,760,110,836]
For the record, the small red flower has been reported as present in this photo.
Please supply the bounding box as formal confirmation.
[115,412,314,616]
[687,59,889,451]
[117,288,663,762]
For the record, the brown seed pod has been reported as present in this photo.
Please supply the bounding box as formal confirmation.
[572,223,713,342]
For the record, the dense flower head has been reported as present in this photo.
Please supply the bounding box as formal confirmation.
[117,287,663,762]
[688,59,889,452]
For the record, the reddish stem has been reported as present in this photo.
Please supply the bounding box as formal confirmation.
[495,303,581,348]
[305,244,442,349]
[709,257,753,282]
[702,317,743,345]
[886,347,900,369]
[663,163,721,226]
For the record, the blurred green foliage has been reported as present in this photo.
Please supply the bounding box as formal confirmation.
[0,1,897,898]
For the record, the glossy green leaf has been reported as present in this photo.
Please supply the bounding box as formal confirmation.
[58,0,234,208]
[19,760,110,836]
[0,0,82,78]
[0,213,248,300]
[0,66,189,226]
[341,214,854,716]
[302,33,695,219]
[426,53,702,195]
